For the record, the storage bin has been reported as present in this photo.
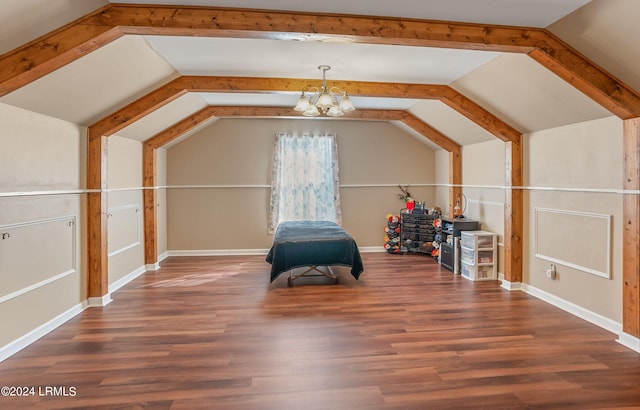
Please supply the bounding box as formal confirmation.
[461,246,474,264]
[460,231,495,249]
[477,250,494,264]
[476,236,494,248]
[461,248,494,264]
[461,261,496,281]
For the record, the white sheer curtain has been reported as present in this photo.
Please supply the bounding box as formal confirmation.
[268,133,341,233]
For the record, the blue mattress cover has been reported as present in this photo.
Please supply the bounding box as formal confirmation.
[266,221,364,282]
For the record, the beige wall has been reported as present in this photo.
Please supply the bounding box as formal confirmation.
[166,118,437,250]
[107,190,144,285]
[107,135,145,285]
[0,103,85,348]
[433,116,623,323]
[0,105,154,355]
[434,149,450,210]
[524,116,623,322]
[156,148,168,258]
[459,140,507,275]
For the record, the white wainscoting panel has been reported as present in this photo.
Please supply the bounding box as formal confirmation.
[534,207,611,278]
[107,205,141,257]
[0,216,76,303]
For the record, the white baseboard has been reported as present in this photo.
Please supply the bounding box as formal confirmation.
[502,281,639,353]
[359,246,386,253]
[109,265,146,293]
[146,262,160,271]
[501,279,522,291]
[87,294,112,307]
[617,332,640,353]
[146,251,169,271]
[520,283,623,338]
[1,262,151,362]
[168,249,270,256]
[0,301,87,362]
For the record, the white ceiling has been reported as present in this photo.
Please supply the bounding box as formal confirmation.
[1,0,629,149]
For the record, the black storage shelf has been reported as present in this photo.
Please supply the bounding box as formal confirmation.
[437,217,479,272]
[441,217,479,236]
[400,210,436,254]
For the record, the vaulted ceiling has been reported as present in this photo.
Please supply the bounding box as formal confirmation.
[1,0,637,149]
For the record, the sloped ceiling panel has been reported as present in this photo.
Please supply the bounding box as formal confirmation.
[451,53,612,134]
[0,0,108,54]
[409,100,498,147]
[162,118,220,149]
[115,93,209,142]
[548,0,640,92]
[0,36,178,126]
[391,122,449,152]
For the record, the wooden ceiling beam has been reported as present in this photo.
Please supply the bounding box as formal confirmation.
[210,106,408,121]
[0,5,120,97]
[88,5,545,52]
[146,106,445,150]
[400,112,461,153]
[88,78,187,140]
[89,76,519,143]
[440,88,520,142]
[146,106,217,149]
[174,76,451,99]
[2,4,639,118]
[528,32,640,119]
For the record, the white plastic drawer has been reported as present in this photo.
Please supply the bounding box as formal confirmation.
[477,250,494,264]
[461,247,474,264]
[460,232,495,249]
[461,248,494,264]
[460,234,474,249]
[461,262,496,281]
[476,235,494,248]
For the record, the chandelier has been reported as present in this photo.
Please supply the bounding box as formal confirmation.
[294,65,356,117]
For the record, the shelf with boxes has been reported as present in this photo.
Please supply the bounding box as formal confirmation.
[460,230,497,281]
[399,209,438,254]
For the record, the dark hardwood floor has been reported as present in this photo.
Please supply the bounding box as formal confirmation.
[1,253,639,409]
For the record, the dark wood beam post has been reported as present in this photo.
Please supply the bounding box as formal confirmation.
[87,132,109,304]
[450,148,462,219]
[143,142,158,268]
[503,136,523,284]
[623,118,640,338]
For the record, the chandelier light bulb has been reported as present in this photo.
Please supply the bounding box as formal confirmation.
[316,90,334,110]
[294,93,310,112]
[303,104,320,117]
[326,106,344,117]
[339,93,355,112]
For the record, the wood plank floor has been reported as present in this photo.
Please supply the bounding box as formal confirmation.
[1,253,640,409]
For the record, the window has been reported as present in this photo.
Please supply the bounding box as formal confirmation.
[268,133,341,233]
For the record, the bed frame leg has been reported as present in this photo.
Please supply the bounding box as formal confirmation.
[287,266,338,286]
